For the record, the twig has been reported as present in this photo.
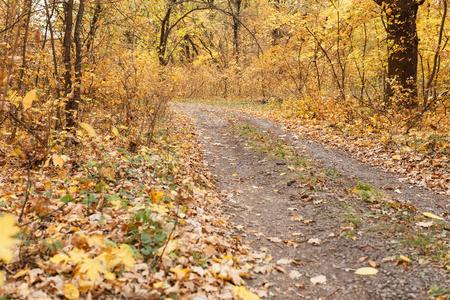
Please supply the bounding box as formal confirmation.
[149,202,180,270]
[7,110,47,147]
[19,160,32,222]
[18,203,67,227]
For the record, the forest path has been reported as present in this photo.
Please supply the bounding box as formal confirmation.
[175,103,449,300]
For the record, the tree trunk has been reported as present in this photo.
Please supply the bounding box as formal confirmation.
[375,0,424,108]
[230,0,242,61]
[63,0,74,128]
[158,0,176,65]
[67,0,85,128]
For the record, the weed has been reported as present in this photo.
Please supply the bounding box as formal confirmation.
[342,205,362,228]
[324,169,341,179]
[353,181,381,203]
[428,285,450,298]
[402,232,450,260]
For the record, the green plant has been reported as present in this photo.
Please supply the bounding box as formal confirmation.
[127,209,169,258]
[428,285,450,298]
[353,181,381,203]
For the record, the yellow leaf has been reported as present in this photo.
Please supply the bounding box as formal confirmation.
[423,212,444,220]
[264,254,272,262]
[355,267,378,275]
[79,122,96,137]
[151,190,165,203]
[392,155,402,160]
[0,214,21,263]
[104,271,115,280]
[111,244,135,270]
[232,173,237,176]
[152,204,169,215]
[399,255,411,263]
[153,281,163,288]
[52,154,64,168]
[43,157,51,168]
[112,127,119,137]
[0,271,4,286]
[67,248,89,264]
[50,253,70,265]
[79,258,104,282]
[233,286,261,300]
[22,89,36,110]
[13,267,30,279]
[170,268,190,279]
[63,283,80,300]
[157,240,177,256]
[10,147,23,157]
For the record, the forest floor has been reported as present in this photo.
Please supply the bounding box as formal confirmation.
[176,102,450,299]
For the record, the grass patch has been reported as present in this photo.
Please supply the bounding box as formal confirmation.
[402,230,450,260]
[341,205,362,229]
[353,181,382,203]
[231,121,308,168]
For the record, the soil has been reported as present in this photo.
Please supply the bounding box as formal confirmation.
[175,103,450,300]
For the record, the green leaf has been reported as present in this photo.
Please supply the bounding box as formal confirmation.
[60,194,74,204]
[141,233,152,244]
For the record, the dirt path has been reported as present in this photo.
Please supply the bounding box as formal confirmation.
[176,103,449,300]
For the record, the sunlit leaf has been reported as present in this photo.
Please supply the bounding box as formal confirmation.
[355,267,378,275]
[22,89,36,110]
[79,122,97,137]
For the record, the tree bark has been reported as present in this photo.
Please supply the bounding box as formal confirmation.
[67,0,85,128]
[230,0,242,61]
[63,0,74,128]
[374,0,424,108]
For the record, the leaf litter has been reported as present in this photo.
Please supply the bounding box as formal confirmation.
[0,110,265,299]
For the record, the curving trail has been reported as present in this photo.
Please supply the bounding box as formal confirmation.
[176,103,449,300]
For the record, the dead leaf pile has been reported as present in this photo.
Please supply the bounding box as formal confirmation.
[0,110,257,299]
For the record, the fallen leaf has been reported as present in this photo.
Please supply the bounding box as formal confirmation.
[310,275,326,285]
[79,122,96,137]
[0,214,21,263]
[289,270,302,279]
[276,258,291,265]
[392,155,402,160]
[398,255,411,263]
[368,260,379,268]
[272,265,286,273]
[233,286,261,300]
[307,238,321,246]
[22,89,36,110]
[52,154,64,168]
[267,237,282,243]
[291,232,302,236]
[290,214,303,221]
[264,254,272,262]
[423,212,443,220]
[355,267,378,275]
[355,256,368,263]
[63,283,80,300]
[416,221,433,228]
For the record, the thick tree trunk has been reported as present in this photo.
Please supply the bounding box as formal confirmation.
[375,0,424,108]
